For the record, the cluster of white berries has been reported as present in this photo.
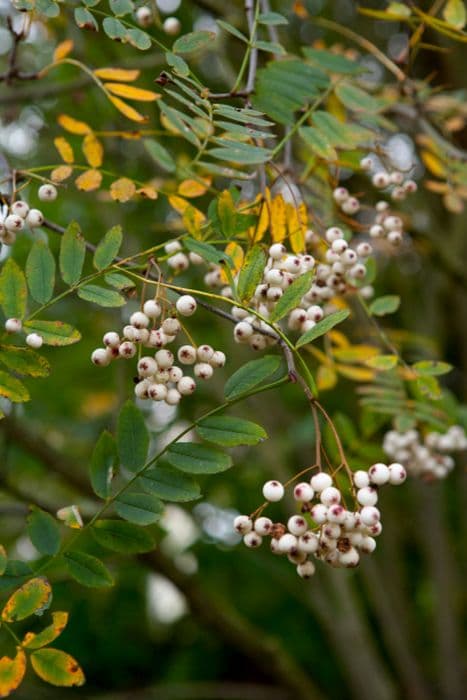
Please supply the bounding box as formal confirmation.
[368,201,408,248]
[360,156,418,202]
[383,426,467,480]
[4,318,43,348]
[234,463,406,579]
[91,295,226,405]
[136,5,181,34]
[164,240,204,273]
[0,185,56,246]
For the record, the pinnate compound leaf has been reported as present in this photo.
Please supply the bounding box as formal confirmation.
[91,520,155,553]
[1,577,52,622]
[64,551,113,588]
[224,355,282,399]
[31,649,85,687]
[196,416,267,447]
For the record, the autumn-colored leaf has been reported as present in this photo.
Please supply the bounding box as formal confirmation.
[317,364,337,391]
[104,82,160,102]
[31,648,85,688]
[285,201,307,253]
[178,178,210,198]
[57,114,91,135]
[53,39,74,62]
[248,193,269,243]
[108,95,148,122]
[94,67,141,81]
[220,241,244,283]
[110,178,136,202]
[0,649,26,698]
[22,611,69,650]
[54,137,74,164]
[336,364,375,381]
[2,577,52,623]
[270,194,286,242]
[82,133,104,168]
[421,150,447,177]
[51,166,73,183]
[136,186,158,199]
[75,169,102,192]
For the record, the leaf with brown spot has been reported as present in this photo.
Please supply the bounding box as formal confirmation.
[108,96,147,123]
[136,186,158,199]
[82,133,104,168]
[178,178,210,198]
[110,178,136,202]
[31,649,85,688]
[51,166,73,183]
[1,577,52,623]
[57,114,91,135]
[104,82,160,102]
[0,649,26,698]
[22,612,69,650]
[75,169,102,192]
[53,39,74,62]
[94,67,140,81]
[53,137,74,164]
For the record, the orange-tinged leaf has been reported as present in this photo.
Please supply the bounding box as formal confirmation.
[94,67,140,82]
[104,82,160,102]
[53,39,74,62]
[75,169,102,192]
[2,577,52,623]
[110,178,136,202]
[169,195,190,215]
[178,178,210,198]
[57,114,91,135]
[53,137,74,164]
[270,194,286,242]
[424,179,449,194]
[136,186,158,199]
[317,365,337,390]
[22,612,69,650]
[108,95,147,123]
[0,649,26,698]
[421,150,447,178]
[51,166,73,183]
[82,133,103,168]
[183,204,205,237]
[31,649,85,688]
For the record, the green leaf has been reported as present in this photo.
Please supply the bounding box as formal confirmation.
[115,492,164,525]
[64,551,113,587]
[0,648,26,697]
[413,360,453,376]
[90,430,116,499]
[0,259,27,319]
[208,142,272,165]
[26,240,55,304]
[387,2,412,18]
[102,16,127,40]
[415,375,442,400]
[173,30,215,54]
[77,284,126,307]
[74,6,98,30]
[144,138,176,172]
[312,111,375,148]
[93,225,123,270]
[237,245,267,304]
[364,354,399,371]
[253,40,286,54]
[138,465,201,502]
[27,507,61,556]
[196,416,267,447]
[369,295,400,316]
[335,82,382,114]
[23,611,69,649]
[158,101,200,147]
[443,0,466,29]
[91,520,155,553]
[269,271,313,323]
[217,20,248,42]
[303,47,362,74]
[117,401,149,473]
[0,561,31,593]
[296,310,350,348]
[0,345,50,378]
[299,126,337,161]
[127,27,151,50]
[104,272,135,290]
[31,648,85,687]
[166,442,232,474]
[0,370,29,403]
[109,0,133,16]
[258,11,288,25]
[1,577,52,622]
[0,545,7,576]
[224,355,282,399]
[184,237,232,266]
[59,221,86,286]
[22,320,81,346]
[165,51,190,76]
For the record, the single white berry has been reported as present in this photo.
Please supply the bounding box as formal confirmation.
[166,388,181,405]
[353,470,370,488]
[278,533,298,553]
[339,547,360,567]
[356,242,372,258]
[134,380,150,400]
[118,341,136,358]
[165,240,182,255]
[178,345,197,364]
[387,231,402,246]
[136,5,152,26]
[287,515,308,536]
[254,517,273,535]
[209,350,226,368]
[130,311,150,329]
[327,504,346,523]
[138,356,158,377]
[269,243,286,260]
[372,172,390,189]
[148,383,168,401]
[234,321,254,341]
[155,369,170,384]
[143,299,162,318]
[92,348,111,366]
[310,504,328,524]
[163,16,181,35]
[167,252,189,271]
[297,560,316,578]
[193,362,213,380]
[360,536,377,553]
[103,331,120,348]
[326,227,344,243]
[5,214,24,232]
[388,462,407,485]
[234,515,252,534]
[360,506,380,526]
[320,486,341,506]
[341,197,360,215]
[155,349,173,369]
[307,305,323,322]
[262,480,284,502]
[333,187,349,203]
[5,318,22,333]
[310,472,333,492]
[369,224,384,238]
[176,295,197,316]
[177,376,196,395]
[357,486,379,507]
[10,201,29,218]
[298,531,319,554]
[38,184,57,201]
[25,208,44,228]
[25,333,43,349]
[162,317,181,335]
[168,366,183,383]
[403,179,417,193]
[368,462,390,485]
[360,156,373,170]
[293,482,314,502]
[197,345,214,362]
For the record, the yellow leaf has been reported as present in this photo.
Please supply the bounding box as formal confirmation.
[420,150,447,178]
[327,91,346,121]
[110,178,136,202]
[53,137,74,164]
[247,192,270,243]
[75,169,102,192]
[0,649,26,698]
[82,133,103,168]
[57,114,91,135]
[136,186,158,200]
[31,648,85,688]
[220,242,244,283]
[104,82,160,102]
[169,195,190,215]
[332,344,380,363]
[53,39,74,62]
[23,611,69,649]
[424,179,449,194]
[336,364,375,381]
[317,365,337,391]
[183,205,205,237]
[94,67,140,82]
[270,194,286,243]
[286,201,307,253]
[108,95,148,123]
[178,178,210,198]
[51,165,73,183]
[328,329,350,348]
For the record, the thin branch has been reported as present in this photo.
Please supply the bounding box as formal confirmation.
[245,0,259,95]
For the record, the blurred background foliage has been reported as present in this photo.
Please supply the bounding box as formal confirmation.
[0,0,466,699]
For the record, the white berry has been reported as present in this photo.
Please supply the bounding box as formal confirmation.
[25,333,43,349]
[262,480,284,502]
[5,318,22,333]
[176,295,197,316]
[38,184,57,201]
